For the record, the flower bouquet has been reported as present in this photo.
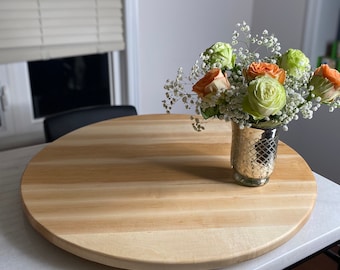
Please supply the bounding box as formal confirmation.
[163,21,340,186]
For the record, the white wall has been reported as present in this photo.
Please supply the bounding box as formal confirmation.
[251,0,307,52]
[137,0,254,114]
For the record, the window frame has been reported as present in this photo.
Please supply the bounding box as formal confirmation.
[0,0,139,150]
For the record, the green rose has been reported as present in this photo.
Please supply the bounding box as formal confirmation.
[278,49,310,78]
[309,75,340,104]
[203,42,236,71]
[243,76,286,120]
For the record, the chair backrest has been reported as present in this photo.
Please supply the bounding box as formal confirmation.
[43,105,137,142]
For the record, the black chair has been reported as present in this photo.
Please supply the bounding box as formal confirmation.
[43,105,137,142]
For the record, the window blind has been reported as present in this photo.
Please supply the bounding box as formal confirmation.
[0,0,125,64]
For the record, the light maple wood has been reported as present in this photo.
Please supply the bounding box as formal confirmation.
[21,114,317,270]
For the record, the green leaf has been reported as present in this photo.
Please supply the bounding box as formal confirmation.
[201,106,219,119]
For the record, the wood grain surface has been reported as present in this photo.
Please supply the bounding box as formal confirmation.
[21,114,317,270]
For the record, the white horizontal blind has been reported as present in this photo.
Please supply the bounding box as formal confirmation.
[0,0,125,63]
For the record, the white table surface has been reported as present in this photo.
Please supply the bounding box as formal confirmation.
[1,144,339,270]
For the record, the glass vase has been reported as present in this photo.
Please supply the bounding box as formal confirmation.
[230,121,279,187]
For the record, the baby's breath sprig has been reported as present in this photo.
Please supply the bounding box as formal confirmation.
[163,67,199,113]
[163,21,340,132]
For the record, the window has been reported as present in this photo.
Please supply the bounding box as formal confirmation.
[28,53,111,118]
[0,0,139,150]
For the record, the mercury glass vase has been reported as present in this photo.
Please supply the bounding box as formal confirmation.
[230,121,279,187]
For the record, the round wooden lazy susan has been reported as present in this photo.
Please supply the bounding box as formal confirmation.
[21,114,317,270]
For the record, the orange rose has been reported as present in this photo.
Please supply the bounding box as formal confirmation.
[245,62,286,84]
[313,64,340,89]
[309,64,340,103]
[192,68,230,98]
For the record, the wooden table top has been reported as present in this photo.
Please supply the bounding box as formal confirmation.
[21,114,317,270]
